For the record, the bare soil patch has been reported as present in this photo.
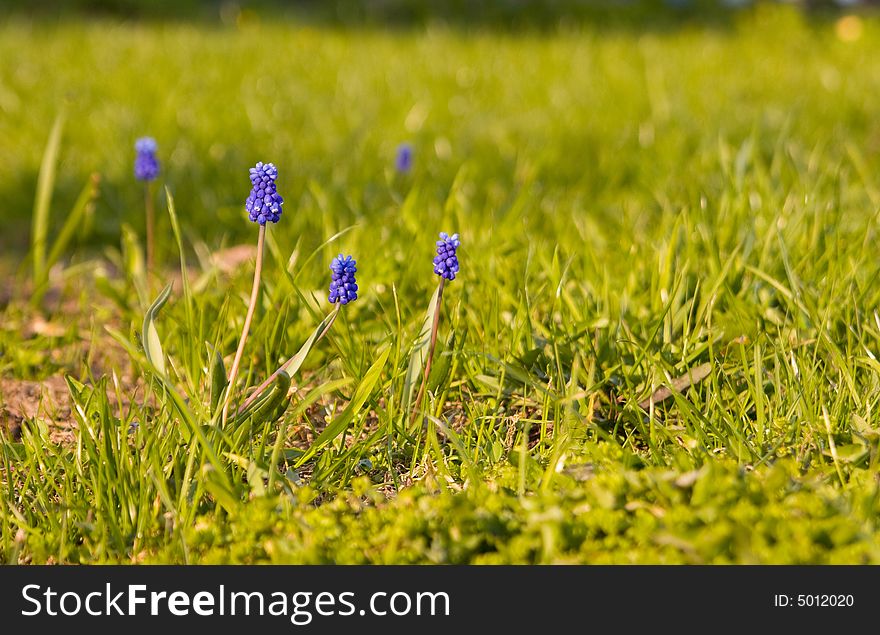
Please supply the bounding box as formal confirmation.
[0,375,74,443]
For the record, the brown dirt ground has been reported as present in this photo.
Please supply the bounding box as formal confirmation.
[0,245,258,447]
[0,375,75,443]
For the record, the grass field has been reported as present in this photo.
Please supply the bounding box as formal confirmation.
[3,1,880,564]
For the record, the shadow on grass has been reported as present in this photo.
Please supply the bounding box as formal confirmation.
[0,0,785,34]
[0,169,126,257]
[0,0,874,257]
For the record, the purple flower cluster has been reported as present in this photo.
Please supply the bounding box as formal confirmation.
[245,162,284,225]
[134,137,160,182]
[329,255,358,304]
[433,232,460,281]
[395,143,413,173]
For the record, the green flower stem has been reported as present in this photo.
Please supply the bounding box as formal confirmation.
[145,181,155,284]
[411,277,445,423]
[221,223,266,427]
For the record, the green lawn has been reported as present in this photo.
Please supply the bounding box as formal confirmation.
[2,3,880,563]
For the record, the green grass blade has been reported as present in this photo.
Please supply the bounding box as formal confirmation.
[404,282,442,410]
[44,172,99,275]
[165,187,195,337]
[106,326,228,479]
[210,351,227,415]
[287,308,339,379]
[296,347,390,467]
[31,112,65,289]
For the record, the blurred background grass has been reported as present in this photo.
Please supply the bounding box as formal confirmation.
[2,1,879,277]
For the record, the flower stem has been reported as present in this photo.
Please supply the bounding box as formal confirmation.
[411,278,445,424]
[144,181,155,287]
[236,305,340,416]
[221,223,266,427]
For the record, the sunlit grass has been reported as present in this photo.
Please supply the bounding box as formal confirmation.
[2,3,880,563]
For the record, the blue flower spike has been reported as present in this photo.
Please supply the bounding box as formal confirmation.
[395,142,413,174]
[245,161,284,225]
[329,254,358,305]
[134,137,160,182]
[433,232,460,281]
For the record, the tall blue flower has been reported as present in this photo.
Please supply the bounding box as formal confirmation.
[395,142,413,174]
[134,137,160,182]
[433,232,460,281]
[245,162,284,225]
[329,255,358,304]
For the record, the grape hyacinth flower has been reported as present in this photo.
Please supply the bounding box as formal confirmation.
[245,161,284,225]
[329,255,358,305]
[134,137,160,182]
[395,142,413,174]
[135,137,160,281]
[222,161,284,426]
[412,232,461,423]
[433,232,460,281]
[238,253,355,416]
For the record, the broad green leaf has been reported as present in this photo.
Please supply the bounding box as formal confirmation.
[141,284,173,377]
[31,112,65,288]
[209,351,227,415]
[233,388,276,424]
[296,347,390,467]
[234,370,291,431]
[404,282,442,410]
[64,375,88,403]
[286,307,339,379]
[266,393,293,426]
